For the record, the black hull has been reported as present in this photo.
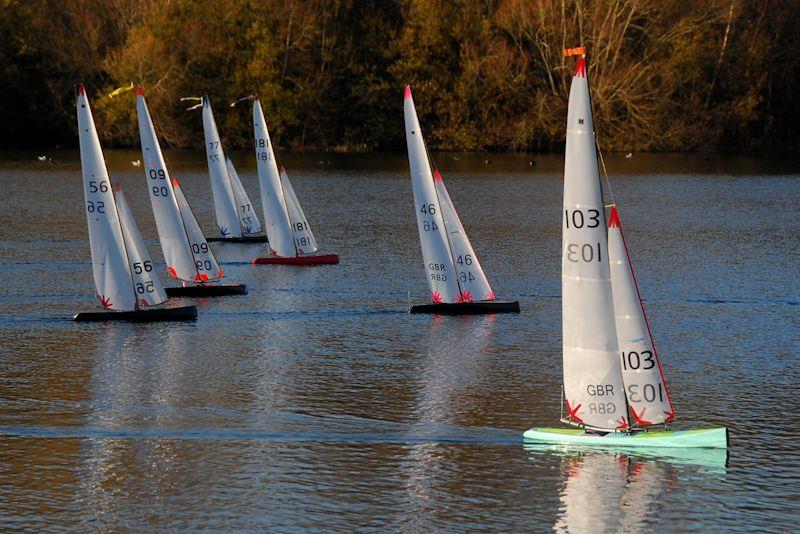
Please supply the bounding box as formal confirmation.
[207,236,268,243]
[410,301,520,315]
[164,283,247,297]
[73,305,197,322]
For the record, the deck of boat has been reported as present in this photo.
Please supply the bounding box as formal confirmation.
[73,305,197,322]
[207,236,268,243]
[410,300,520,315]
[252,253,340,265]
[164,283,247,297]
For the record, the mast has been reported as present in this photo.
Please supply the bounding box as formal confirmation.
[561,48,628,431]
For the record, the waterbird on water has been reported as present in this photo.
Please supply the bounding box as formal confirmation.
[36,155,50,162]
[131,160,141,167]
[625,152,633,159]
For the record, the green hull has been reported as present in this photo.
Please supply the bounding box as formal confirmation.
[523,427,728,449]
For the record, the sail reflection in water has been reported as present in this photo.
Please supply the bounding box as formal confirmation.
[523,445,727,532]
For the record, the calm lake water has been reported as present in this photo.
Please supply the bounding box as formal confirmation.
[0,149,798,530]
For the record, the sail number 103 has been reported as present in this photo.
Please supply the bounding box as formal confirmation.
[564,209,600,229]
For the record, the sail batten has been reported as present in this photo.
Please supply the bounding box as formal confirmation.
[202,97,241,238]
[404,87,461,303]
[76,85,137,312]
[561,58,628,431]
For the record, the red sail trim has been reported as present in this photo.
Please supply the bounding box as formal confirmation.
[404,85,412,100]
[136,86,143,96]
[629,405,653,426]
[433,169,443,182]
[99,295,112,308]
[75,84,85,96]
[565,399,583,422]
[614,208,677,419]
[609,206,620,228]
[456,290,473,303]
[431,291,443,303]
[168,267,178,278]
[574,57,587,78]
[616,416,629,430]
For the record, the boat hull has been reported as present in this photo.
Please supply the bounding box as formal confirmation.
[410,300,520,315]
[523,427,728,449]
[252,253,340,265]
[164,283,247,297]
[207,236,268,243]
[73,305,197,322]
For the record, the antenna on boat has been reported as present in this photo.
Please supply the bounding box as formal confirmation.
[180,96,203,111]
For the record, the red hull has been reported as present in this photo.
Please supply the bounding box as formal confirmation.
[252,254,340,265]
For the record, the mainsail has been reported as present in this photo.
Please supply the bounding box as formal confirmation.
[136,88,200,282]
[201,96,241,238]
[115,188,168,306]
[608,207,675,425]
[279,166,318,254]
[433,170,494,302]
[403,86,460,303]
[172,179,223,282]
[252,97,295,256]
[561,57,628,430]
[226,156,262,235]
[76,84,137,311]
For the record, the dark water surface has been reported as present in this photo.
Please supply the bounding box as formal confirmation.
[0,150,798,531]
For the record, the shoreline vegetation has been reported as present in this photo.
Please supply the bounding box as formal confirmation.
[2,0,798,153]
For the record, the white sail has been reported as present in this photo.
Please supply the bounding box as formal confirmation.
[433,170,494,302]
[252,97,296,257]
[226,156,262,235]
[403,86,460,304]
[608,207,675,425]
[562,57,628,431]
[172,179,224,282]
[279,166,318,254]
[115,188,168,306]
[201,96,241,238]
[76,84,137,311]
[136,88,199,282]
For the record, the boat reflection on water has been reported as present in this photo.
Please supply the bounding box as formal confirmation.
[524,444,727,532]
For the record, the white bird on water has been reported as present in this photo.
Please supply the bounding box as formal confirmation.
[131,160,141,167]
[37,155,49,162]
[625,152,633,159]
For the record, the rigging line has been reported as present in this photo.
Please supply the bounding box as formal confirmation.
[583,53,616,207]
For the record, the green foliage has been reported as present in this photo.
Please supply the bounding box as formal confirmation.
[1,0,798,151]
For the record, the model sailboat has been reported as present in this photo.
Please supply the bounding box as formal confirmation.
[403,86,519,315]
[523,49,726,448]
[199,96,267,243]
[250,96,339,265]
[136,87,246,297]
[73,84,196,322]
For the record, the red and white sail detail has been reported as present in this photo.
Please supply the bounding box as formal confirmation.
[433,170,494,302]
[252,97,295,257]
[226,156,262,235]
[280,166,318,254]
[172,179,223,282]
[561,56,628,431]
[136,88,199,282]
[608,207,675,425]
[115,188,168,306]
[201,96,241,238]
[76,85,137,311]
[403,86,460,303]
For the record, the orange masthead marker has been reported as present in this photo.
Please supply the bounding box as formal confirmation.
[136,86,143,96]
[563,46,586,57]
